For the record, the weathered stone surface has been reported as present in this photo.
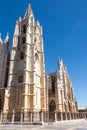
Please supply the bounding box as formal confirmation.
[0,4,78,122]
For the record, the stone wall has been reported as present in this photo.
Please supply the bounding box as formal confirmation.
[0,88,5,112]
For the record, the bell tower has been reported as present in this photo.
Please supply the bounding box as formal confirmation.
[3,4,46,119]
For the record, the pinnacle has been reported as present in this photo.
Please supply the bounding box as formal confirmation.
[28,3,31,8]
[58,57,63,65]
[0,33,3,44]
[4,33,9,44]
[27,3,32,12]
[18,17,22,22]
[6,33,9,41]
[24,3,33,19]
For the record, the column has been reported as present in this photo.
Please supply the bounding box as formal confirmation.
[85,112,86,119]
[85,112,87,119]
[74,113,76,119]
[0,111,3,123]
[77,112,79,119]
[21,111,23,124]
[30,112,33,124]
[55,112,57,122]
[71,113,72,120]
[72,113,74,119]
[76,113,78,119]
[81,113,83,118]
[69,113,71,120]
[41,111,44,125]
[60,112,63,121]
[79,112,81,119]
[12,109,15,124]
[65,112,67,120]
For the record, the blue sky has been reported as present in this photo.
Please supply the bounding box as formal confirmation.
[0,0,87,108]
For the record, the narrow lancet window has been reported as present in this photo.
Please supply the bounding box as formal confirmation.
[23,25,26,34]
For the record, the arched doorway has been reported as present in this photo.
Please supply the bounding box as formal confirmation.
[49,100,56,121]
[0,96,3,113]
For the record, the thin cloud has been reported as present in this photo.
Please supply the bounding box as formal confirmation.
[64,21,81,48]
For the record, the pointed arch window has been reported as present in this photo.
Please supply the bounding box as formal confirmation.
[34,37,37,42]
[18,75,23,83]
[20,52,24,60]
[35,53,39,62]
[22,37,26,44]
[23,25,26,34]
[49,100,56,112]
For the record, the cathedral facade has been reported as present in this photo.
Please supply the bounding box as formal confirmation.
[0,4,78,122]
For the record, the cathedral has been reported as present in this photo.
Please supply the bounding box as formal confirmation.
[0,4,78,123]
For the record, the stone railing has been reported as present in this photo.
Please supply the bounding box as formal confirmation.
[0,111,87,124]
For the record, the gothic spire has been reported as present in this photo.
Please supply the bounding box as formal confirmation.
[24,3,33,19]
[14,20,19,36]
[0,33,3,44]
[58,57,63,67]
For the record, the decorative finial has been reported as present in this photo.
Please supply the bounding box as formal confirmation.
[60,58,63,64]
[16,20,18,24]
[4,33,9,44]
[6,33,9,41]
[27,3,31,12]
[19,17,22,22]
[7,32,9,36]
[28,3,31,8]
[37,20,40,26]
[0,33,3,44]
[58,57,61,66]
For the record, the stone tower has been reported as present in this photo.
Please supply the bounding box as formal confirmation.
[56,58,77,113]
[0,33,9,88]
[3,4,46,119]
[46,58,77,120]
